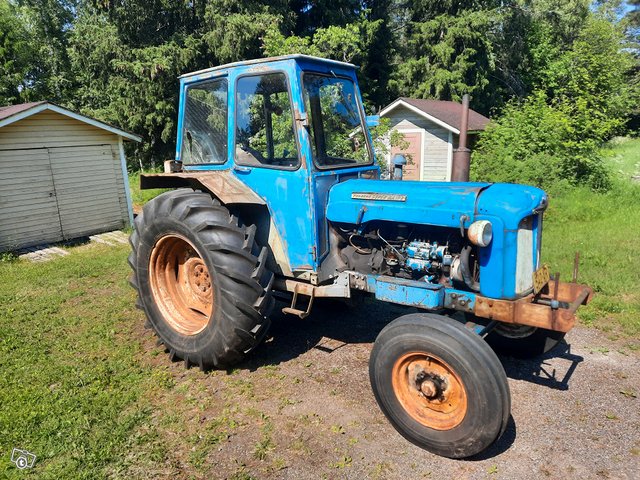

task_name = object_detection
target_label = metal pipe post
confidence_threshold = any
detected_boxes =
[451,94,471,182]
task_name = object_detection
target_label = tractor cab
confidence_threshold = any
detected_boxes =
[176,55,375,170]
[165,55,379,275]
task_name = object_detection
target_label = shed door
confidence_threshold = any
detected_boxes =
[391,131,422,181]
[0,149,64,250]
[48,145,124,239]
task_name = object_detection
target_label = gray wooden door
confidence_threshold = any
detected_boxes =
[0,148,64,250]
[48,145,124,239]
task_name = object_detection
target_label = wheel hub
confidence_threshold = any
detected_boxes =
[392,353,468,430]
[184,257,211,300]
[419,378,438,398]
[149,234,214,336]
[413,367,447,400]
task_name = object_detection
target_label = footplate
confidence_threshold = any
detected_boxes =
[282,286,315,319]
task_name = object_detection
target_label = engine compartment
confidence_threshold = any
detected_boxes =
[331,221,480,291]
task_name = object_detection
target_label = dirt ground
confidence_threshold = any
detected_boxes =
[127,298,640,480]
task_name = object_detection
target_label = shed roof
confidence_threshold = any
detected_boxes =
[0,101,141,142]
[379,97,490,134]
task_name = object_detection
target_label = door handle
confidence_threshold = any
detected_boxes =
[233,165,252,173]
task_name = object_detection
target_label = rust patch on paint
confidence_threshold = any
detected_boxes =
[474,281,593,333]
[140,172,265,205]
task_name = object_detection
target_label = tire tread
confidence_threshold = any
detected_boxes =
[128,188,273,370]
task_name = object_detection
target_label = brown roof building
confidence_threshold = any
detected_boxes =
[379,98,490,181]
[0,102,140,251]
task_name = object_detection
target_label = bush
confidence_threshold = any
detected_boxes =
[471,91,611,191]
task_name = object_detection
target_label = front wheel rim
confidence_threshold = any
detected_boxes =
[149,234,213,336]
[391,352,468,430]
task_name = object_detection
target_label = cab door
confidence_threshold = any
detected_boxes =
[228,65,317,272]
[301,71,377,261]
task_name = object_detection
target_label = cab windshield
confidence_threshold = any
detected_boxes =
[302,74,373,168]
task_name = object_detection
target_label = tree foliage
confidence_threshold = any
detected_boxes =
[391,2,501,113]
[472,12,637,190]
[263,4,392,107]
[0,0,32,103]
[0,0,637,180]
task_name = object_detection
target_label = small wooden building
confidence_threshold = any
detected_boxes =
[0,102,141,251]
[379,98,490,181]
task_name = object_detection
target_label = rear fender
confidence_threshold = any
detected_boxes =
[140,171,265,206]
[140,172,293,277]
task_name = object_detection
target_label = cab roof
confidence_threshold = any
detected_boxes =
[179,55,357,79]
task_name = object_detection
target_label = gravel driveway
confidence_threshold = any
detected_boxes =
[135,299,640,480]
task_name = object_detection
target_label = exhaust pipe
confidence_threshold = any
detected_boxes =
[451,94,470,182]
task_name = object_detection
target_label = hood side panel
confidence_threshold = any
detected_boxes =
[327,179,491,228]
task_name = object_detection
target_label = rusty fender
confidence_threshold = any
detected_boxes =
[140,171,266,205]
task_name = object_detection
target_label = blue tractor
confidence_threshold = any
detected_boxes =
[129,55,593,458]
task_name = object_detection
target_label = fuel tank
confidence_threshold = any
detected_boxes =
[326,179,546,230]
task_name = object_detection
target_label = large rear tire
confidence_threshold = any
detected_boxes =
[129,189,274,369]
[369,313,511,458]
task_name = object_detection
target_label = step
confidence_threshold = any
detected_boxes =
[281,307,310,319]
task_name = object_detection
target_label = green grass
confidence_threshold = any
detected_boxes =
[128,170,168,210]
[0,244,156,478]
[542,138,640,336]
[604,136,640,178]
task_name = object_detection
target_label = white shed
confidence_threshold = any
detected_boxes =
[0,102,141,251]
[380,98,490,181]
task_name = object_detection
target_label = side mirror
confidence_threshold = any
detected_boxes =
[366,115,380,127]
[392,154,407,180]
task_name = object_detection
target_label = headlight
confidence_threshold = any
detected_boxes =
[468,220,493,247]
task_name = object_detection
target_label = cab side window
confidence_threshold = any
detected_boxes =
[235,73,298,168]
[181,78,228,165]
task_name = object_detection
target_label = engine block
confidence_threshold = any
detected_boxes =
[404,240,453,282]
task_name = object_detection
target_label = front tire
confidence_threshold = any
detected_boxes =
[129,189,274,369]
[369,313,511,458]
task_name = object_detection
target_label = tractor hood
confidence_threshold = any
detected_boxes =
[326,179,547,230]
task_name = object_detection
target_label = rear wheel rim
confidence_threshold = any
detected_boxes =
[391,352,468,430]
[149,234,213,336]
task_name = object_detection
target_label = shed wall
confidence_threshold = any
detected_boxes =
[0,149,63,250]
[0,110,131,250]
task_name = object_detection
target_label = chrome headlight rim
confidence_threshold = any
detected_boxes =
[468,220,493,247]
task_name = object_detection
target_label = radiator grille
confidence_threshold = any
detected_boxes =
[515,216,535,295]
